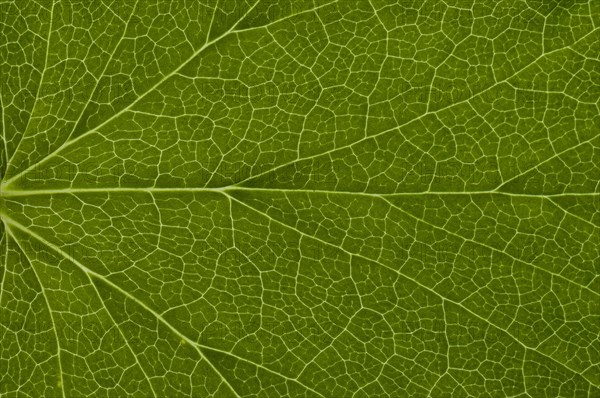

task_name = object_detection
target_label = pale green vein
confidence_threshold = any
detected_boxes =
[0,229,6,309]
[4,225,66,398]
[231,0,338,34]
[3,17,596,193]
[0,92,7,168]
[505,81,597,105]
[376,195,599,296]
[3,188,597,296]
[206,0,218,40]
[226,26,600,189]
[62,0,140,145]
[224,191,599,387]
[3,0,261,188]
[497,136,600,192]
[202,346,327,398]
[549,198,600,230]
[5,0,56,169]
[2,215,240,398]
[87,271,159,397]
[2,214,326,398]
[2,186,599,198]
[1,0,337,189]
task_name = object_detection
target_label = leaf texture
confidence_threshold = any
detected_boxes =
[0,0,599,397]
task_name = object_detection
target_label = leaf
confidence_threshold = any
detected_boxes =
[0,0,599,396]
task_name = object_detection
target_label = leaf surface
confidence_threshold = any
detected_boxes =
[1,0,599,396]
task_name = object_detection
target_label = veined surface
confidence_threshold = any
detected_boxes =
[0,0,599,397]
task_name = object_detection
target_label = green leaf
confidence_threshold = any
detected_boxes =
[1,0,598,396]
